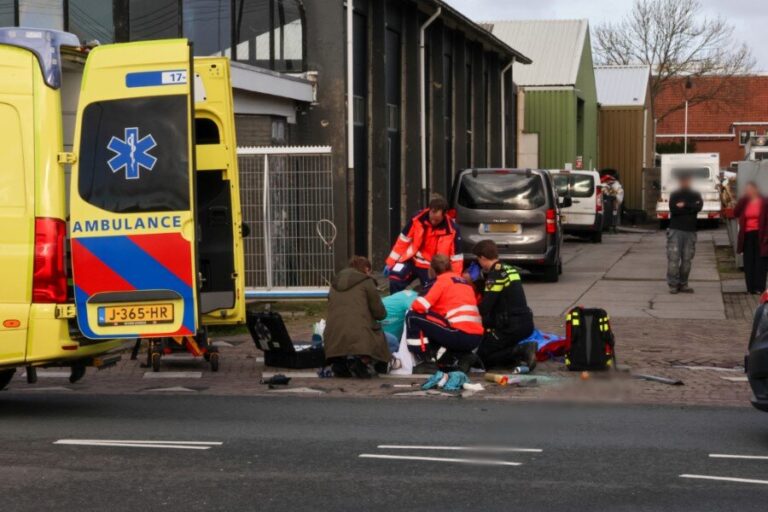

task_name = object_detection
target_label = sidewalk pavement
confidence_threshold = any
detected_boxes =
[3,228,757,408]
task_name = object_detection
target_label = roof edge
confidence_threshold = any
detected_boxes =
[419,1,532,64]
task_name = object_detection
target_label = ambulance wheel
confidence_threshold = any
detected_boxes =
[151,352,161,372]
[591,229,602,244]
[209,352,220,372]
[0,369,16,391]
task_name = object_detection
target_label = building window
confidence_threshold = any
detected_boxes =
[19,0,63,29]
[68,0,114,44]
[129,0,181,41]
[271,117,286,144]
[183,0,231,56]
[0,0,14,26]
[234,0,305,72]
[741,130,757,146]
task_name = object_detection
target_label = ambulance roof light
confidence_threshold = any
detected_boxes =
[0,28,80,89]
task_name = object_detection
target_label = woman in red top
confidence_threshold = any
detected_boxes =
[734,182,768,294]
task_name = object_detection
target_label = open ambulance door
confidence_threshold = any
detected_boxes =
[193,58,246,325]
[69,40,198,340]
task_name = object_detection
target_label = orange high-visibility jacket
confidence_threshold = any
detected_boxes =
[386,209,463,273]
[411,272,484,335]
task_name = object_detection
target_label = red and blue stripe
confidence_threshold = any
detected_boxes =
[71,233,195,339]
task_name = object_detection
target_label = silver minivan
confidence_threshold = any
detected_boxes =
[450,169,567,282]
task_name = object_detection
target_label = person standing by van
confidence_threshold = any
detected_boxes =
[384,196,463,293]
[667,175,703,294]
[734,182,768,294]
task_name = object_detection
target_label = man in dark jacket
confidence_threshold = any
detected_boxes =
[472,240,537,370]
[667,176,703,294]
[324,256,391,377]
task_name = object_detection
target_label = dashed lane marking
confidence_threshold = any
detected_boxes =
[359,454,521,466]
[377,445,542,453]
[680,474,768,486]
[709,454,768,461]
[54,439,222,450]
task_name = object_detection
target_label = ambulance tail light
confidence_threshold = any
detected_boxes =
[32,218,67,303]
[546,209,557,234]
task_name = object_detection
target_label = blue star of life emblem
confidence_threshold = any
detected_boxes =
[107,127,158,180]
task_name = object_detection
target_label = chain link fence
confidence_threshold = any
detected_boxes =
[238,146,335,291]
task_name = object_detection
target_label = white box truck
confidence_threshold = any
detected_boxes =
[656,153,721,227]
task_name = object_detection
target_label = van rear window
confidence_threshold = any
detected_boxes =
[554,174,594,198]
[671,167,710,180]
[77,95,190,213]
[458,173,546,210]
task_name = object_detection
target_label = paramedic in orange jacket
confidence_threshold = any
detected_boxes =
[384,195,463,293]
[404,254,484,355]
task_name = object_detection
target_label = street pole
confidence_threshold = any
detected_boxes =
[684,100,688,154]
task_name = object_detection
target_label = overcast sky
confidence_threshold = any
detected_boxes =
[446,0,768,72]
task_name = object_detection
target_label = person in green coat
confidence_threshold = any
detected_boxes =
[324,256,391,377]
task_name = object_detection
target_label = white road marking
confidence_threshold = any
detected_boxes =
[709,453,768,460]
[54,439,222,450]
[720,376,748,382]
[359,454,521,466]
[142,371,202,379]
[144,386,199,392]
[680,474,768,485]
[377,445,542,453]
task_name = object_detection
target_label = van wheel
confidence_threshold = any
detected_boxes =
[209,352,220,372]
[659,220,669,230]
[542,264,559,283]
[591,230,602,244]
[0,369,15,391]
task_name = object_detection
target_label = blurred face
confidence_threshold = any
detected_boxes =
[477,255,495,272]
[429,208,445,226]
[679,176,692,190]
[746,183,759,199]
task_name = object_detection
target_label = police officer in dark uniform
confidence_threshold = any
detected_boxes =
[472,240,537,370]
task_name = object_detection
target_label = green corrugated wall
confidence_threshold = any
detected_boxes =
[524,90,577,169]
[522,31,599,170]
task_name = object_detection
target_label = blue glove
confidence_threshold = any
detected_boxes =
[467,261,482,282]
[443,371,469,392]
[421,370,445,390]
[382,265,392,277]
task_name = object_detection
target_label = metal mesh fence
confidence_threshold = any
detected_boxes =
[238,148,335,289]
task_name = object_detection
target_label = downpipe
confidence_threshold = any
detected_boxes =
[420,7,441,204]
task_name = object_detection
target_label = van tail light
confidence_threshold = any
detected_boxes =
[546,209,557,234]
[657,212,670,219]
[32,217,67,303]
[596,187,603,213]
[761,290,768,305]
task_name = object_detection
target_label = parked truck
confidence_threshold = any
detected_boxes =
[656,153,722,228]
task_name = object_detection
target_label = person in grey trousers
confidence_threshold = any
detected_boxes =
[667,175,703,294]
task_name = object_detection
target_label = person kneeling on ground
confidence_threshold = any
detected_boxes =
[324,256,391,378]
[405,254,484,372]
[473,240,537,370]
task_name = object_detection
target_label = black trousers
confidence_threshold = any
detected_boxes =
[744,231,768,294]
[477,314,535,369]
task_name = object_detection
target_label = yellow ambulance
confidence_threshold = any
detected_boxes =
[0,28,245,389]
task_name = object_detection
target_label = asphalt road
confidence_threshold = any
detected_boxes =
[2,393,768,511]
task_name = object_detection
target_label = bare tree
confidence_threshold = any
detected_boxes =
[594,0,754,120]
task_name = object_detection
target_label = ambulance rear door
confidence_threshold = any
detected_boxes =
[69,40,198,339]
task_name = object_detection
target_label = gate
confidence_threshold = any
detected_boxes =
[238,146,335,298]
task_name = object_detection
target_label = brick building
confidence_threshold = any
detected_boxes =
[655,75,768,167]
